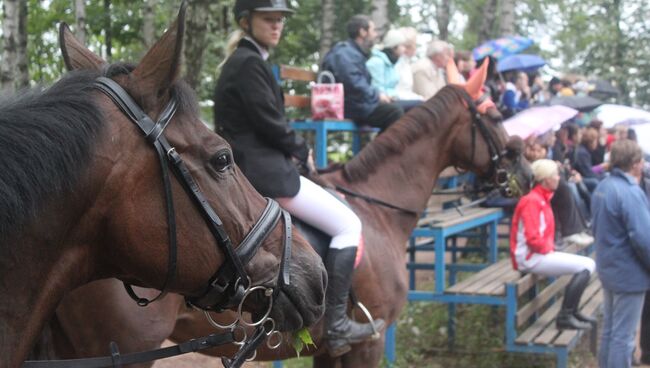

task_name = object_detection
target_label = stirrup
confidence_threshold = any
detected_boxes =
[352,301,381,340]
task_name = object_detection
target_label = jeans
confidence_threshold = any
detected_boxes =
[599,288,646,368]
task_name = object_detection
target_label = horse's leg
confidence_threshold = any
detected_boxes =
[339,335,386,368]
[314,354,341,368]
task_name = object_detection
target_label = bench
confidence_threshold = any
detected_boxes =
[273,64,379,168]
[442,242,601,368]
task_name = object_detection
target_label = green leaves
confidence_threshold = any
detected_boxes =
[292,327,316,357]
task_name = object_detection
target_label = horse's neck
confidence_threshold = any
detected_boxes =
[328,124,452,240]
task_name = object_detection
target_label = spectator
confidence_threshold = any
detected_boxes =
[394,27,423,101]
[592,140,650,368]
[411,39,451,99]
[453,50,475,82]
[571,127,602,192]
[321,15,403,131]
[637,165,650,366]
[548,76,562,97]
[366,29,421,112]
[588,119,607,165]
[510,159,596,330]
[558,79,575,96]
[500,71,530,119]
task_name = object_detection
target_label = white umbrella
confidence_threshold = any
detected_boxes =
[595,104,650,128]
[504,105,579,140]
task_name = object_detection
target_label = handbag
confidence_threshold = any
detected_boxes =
[311,71,344,120]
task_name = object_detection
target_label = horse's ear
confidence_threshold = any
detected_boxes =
[464,58,489,100]
[59,23,106,71]
[446,58,463,85]
[132,1,187,97]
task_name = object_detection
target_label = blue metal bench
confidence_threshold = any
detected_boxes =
[440,242,601,367]
[272,64,379,168]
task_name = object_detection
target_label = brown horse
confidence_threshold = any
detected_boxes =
[35,62,532,366]
[3,4,326,367]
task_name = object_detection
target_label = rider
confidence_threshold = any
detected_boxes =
[214,0,385,357]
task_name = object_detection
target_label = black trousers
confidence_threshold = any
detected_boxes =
[355,102,403,132]
[550,178,586,237]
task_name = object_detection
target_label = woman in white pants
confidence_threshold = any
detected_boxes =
[214,0,384,358]
[510,159,596,330]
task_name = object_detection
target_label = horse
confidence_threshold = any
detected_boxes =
[2,3,326,367]
[33,60,532,366]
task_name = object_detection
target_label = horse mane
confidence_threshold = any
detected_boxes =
[0,64,198,244]
[343,85,467,182]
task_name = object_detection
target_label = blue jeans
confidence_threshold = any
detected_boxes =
[599,288,646,368]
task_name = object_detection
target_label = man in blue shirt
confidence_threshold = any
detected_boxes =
[592,139,650,368]
[321,15,403,131]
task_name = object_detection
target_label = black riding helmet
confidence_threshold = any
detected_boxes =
[233,0,295,21]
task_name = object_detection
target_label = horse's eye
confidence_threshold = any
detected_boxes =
[210,151,232,172]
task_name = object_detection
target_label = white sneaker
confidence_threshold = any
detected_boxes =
[564,232,594,246]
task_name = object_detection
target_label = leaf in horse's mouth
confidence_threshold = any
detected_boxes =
[292,327,316,357]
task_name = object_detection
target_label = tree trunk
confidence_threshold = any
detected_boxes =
[184,0,210,91]
[104,0,112,61]
[143,0,155,47]
[74,0,86,45]
[319,0,335,62]
[610,0,628,104]
[16,0,28,89]
[478,0,498,43]
[498,0,515,36]
[1,0,19,94]
[370,0,389,38]
[436,0,451,41]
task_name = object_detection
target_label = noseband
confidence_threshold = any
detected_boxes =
[460,91,522,197]
[93,77,292,340]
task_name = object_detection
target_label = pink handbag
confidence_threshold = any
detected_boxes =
[311,71,344,120]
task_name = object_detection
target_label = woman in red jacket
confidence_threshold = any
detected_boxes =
[510,159,596,330]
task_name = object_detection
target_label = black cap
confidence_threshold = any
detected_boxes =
[234,0,295,21]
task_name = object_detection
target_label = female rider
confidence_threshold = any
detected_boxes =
[213,0,384,357]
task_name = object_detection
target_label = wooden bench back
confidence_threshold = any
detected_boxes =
[278,65,316,109]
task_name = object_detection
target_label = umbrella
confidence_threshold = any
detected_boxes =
[472,36,533,61]
[496,54,546,72]
[595,104,650,128]
[588,79,619,98]
[545,96,603,112]
[504,105,579,140]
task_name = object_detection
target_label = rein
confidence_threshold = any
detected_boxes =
[335,185,420,216]
[23,77,294,368]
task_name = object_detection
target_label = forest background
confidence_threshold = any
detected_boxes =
[1,0,650,123]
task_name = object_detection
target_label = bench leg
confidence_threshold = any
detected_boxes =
[591,323,599,357]
[556,349,569,368]
[448,303,457,351]
[273,360,283,368]
[408,237,416,290]
[384,323,396,365]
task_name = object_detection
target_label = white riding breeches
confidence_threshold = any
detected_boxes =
[276,176,361,249]
[521,251,595,277]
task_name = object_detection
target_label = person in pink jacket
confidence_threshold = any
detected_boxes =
[510,159,596,330]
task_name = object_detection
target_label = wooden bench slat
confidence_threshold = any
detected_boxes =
[284,94,311,109]
[517,276,571,328]
[446,259,510,293]
[479,270,521,295]
[280,65,317,82]
[417,207,502,228]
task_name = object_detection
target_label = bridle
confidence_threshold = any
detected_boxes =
[458,89,524,198]
[92,76,292,365]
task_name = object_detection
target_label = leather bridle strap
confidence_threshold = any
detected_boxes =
[93,77,249,305]
[22,332,235,368]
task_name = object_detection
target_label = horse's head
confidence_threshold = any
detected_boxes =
[58,3,325,332]
[445,60,533,197]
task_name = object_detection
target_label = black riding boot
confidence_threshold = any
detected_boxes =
[325,247,386,357]
[556,270,592,330]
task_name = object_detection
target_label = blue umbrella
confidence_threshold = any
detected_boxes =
[497,54,546,72]
[472,36,533,60]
